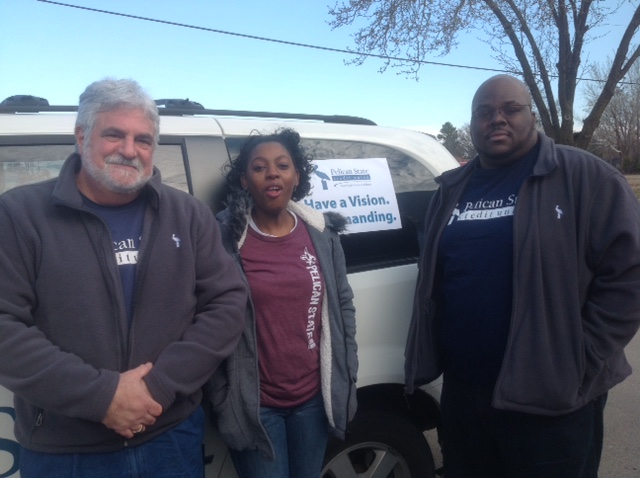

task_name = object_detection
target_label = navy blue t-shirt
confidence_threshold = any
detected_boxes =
[437,146,537,385]
[83,193,146,324]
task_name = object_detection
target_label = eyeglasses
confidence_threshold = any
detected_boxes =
[472,103,531,122]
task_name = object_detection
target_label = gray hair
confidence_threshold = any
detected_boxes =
[76,78,160,146]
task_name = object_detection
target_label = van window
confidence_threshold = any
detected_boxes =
[149,145,189,193]
[0,144,189,195]
[225,137,435,272]
[0,145,73,193]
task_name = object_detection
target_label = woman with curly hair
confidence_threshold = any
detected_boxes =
[208,127,358,478]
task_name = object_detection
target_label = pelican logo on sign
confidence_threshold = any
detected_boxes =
[312,165,330,190]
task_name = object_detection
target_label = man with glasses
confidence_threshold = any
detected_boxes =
[405,74,640,477]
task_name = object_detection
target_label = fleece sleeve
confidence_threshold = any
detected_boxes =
[0,201,120,423]
[581,171,640,385]
[142,205,247,410]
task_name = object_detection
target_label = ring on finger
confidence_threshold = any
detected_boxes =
[132,424,146,434]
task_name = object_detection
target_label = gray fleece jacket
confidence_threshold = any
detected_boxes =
[405,133,640,415]
[0,153,247,453]
[208,195,358,460]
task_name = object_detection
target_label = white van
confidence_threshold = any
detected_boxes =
[0,97,459,478]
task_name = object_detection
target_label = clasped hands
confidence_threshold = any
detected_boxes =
[101,362,163,439]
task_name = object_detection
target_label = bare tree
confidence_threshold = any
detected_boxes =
[584,60,640,171]
[328,1,640,149]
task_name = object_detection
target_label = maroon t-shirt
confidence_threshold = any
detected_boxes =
[240,220,324,407]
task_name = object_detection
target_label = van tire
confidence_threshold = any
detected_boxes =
[321,410,435,478]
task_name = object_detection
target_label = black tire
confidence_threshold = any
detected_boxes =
[321,410,436,478]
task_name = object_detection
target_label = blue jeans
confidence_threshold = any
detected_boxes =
[19,407,204,478]
[230,394,329,478]
[440,374,607,478]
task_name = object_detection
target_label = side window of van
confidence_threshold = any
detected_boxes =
[225,137,436,272]
[149,144,189,193]
[0,143,189,195]
[0,144,73,194]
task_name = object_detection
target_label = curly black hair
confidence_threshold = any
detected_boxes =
[223,127,314,201]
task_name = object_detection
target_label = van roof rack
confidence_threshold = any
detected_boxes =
[154,98,376,125]
[0,95,50,108]
[156,98,205,110]
[0,96,377,126]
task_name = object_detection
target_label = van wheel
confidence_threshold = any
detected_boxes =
[321,411,435,478]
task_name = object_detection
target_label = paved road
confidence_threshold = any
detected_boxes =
[600,331,640,477]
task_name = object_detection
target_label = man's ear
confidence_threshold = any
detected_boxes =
[75,126,86,155]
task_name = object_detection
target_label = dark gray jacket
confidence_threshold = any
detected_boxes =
[209,196,358,459]
[405,133,640,415]
[0,153,247,452]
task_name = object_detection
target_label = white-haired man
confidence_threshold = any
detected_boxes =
[0,78,247,477]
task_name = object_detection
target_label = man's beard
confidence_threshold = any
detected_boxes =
[82,151,152,194]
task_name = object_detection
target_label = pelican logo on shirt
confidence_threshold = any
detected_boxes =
[300,248,316,267]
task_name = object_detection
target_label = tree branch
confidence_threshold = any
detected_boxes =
[579,5,640,148]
